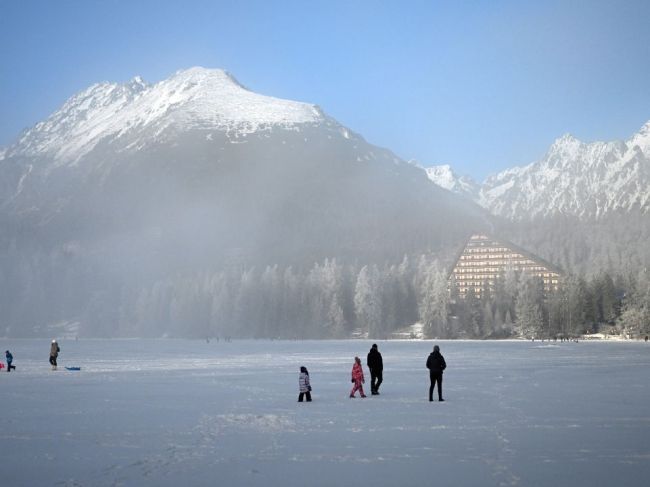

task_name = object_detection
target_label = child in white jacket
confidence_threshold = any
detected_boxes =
[298,366,312,402]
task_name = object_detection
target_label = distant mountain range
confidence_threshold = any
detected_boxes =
[425,122,650,220]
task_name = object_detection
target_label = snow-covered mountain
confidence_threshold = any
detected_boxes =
[2,67,325,168]
[0,67,486,336]
[424,164,479,200]
[480,125,650,219]
[425,122,650,220]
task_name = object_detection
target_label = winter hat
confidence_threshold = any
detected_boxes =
[372,344,378,349]
[433,345,440,353]
[300,366,307,373]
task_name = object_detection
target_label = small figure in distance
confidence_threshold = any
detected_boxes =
[50,339,60,370]
[426,344,447,402]
[5,350,16,372]
[298,366,312,402]
[367,343,383,395]
[350,356,367,398]
[645,335,648,343]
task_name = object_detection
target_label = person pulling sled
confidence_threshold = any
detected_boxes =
[50,340,60,370]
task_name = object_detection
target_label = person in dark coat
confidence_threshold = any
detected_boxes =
[50,339,60,370]
[298,366,312,402]
[367,343,383,395]
[5,350,16,372]
[426,344,446,402]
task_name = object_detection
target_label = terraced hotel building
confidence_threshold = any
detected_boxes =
[450,234,562,297]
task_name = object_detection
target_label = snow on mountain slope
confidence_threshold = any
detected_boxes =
[5,67,324,166]
[628,120,650,154]
[424,164,479,199]
[426,122,650,220]
[479,127,650,219]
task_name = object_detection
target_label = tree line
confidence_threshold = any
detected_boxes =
[116,256,649,340]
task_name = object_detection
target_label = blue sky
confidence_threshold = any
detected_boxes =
[1,0,649,180]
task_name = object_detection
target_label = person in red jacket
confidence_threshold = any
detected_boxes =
[349,356,367,398]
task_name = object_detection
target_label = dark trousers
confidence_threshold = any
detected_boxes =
[298,391,312,402]
[429,371,443,401]
[6,362,15,371]
[49,356,57,366]
[370,370,383,393]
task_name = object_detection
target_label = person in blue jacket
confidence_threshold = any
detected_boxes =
[5,350,16,372]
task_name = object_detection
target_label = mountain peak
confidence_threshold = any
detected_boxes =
[424,164,479,198]
[168,66,243,88]
[629,119,650,153]
[557,132,578,142]
[550,133,581,151]
[477,124,650,219]
[128,75,148,91]
[6,68,325,164]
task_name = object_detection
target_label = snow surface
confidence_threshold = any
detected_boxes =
[7,67,324,165]
[1,339,649,487]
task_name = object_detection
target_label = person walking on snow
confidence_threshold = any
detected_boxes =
[367,343,383,395]
[298,366,312,402]
[426,344,447,402]
[350,356,367,398]
[50,339,60,370]
[5,350,16,372]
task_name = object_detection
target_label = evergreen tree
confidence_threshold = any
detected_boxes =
[515,273,544,338]
[418,263,450,338]
[564,276,589,336]
[617,269,650,337]
[354,265,383,338]
[458,287,482,338]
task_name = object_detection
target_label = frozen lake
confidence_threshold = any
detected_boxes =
[1,339,649,486]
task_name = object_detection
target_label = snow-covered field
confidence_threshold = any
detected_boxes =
[1,339,649,487]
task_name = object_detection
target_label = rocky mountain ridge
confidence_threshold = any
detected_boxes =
[425,122,650,220]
